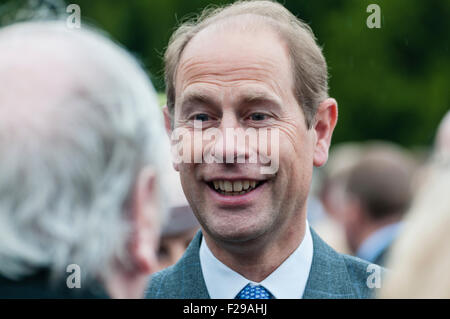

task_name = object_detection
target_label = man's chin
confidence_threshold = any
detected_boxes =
[203,220,270,244]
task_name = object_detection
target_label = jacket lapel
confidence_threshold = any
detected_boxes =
[176,230,210,298]
[302,228,357,298]
[179,228,358,299]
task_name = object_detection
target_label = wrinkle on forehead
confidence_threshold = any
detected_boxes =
[178,60,285,94]
[175,19,294,106]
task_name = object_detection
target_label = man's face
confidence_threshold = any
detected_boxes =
[171,26,317,244]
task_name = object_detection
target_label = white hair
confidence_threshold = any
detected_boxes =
[0,21,169,282]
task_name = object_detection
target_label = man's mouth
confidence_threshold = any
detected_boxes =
[206,180,266,196]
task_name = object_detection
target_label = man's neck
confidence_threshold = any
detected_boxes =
[203,219,307,283]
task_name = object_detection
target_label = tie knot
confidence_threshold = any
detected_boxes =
[235,283,274,299]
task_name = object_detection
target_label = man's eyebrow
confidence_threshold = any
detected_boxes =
[240,91,282,109]
[179,92,219,114]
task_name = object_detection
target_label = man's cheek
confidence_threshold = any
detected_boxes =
[170,127,195,165]
[258,128,280,175]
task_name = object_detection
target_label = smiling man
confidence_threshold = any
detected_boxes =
[147,0,379,299]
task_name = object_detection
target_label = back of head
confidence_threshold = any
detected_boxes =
[0,20,168,284]
[345,142,416,221]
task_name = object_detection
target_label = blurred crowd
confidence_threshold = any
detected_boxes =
[311,112,450,297]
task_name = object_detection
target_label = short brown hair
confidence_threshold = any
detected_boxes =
[346,143,416,220]
[164,0,329,128]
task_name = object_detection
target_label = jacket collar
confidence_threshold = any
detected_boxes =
[172,230,210,298]
[177,227,357,299]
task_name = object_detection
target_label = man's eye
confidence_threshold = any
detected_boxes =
[249,113,267,121]
[193,114,210,121]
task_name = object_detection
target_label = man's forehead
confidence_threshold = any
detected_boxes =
[175,18,292,103]
[180,84,282,108]
[179,17,288,68]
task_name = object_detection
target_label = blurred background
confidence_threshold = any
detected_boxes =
[0,0,449,274]
[1,0,448,149]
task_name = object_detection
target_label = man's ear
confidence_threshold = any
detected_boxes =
[130,166,160,274]
[163,106,179,172]
[313,98,338,167]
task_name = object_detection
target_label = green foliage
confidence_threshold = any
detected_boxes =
[1,0,448,147]
[284,0,450,147]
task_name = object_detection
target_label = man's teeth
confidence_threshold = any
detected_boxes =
[212,180,258,194]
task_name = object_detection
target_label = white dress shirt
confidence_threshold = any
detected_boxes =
[199,223,314,299]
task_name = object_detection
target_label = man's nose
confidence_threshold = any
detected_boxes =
[217,112,248,164]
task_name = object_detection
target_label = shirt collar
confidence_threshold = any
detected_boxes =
[199,223,313,299]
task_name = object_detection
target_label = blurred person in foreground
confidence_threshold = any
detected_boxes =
[157,166,199,271]
[147,0,381,299]
[0,21,168,298]
[338,142,416,266]
[379,163,450,298]
[380,112,450,298]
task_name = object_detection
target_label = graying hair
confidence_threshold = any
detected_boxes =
[0,21,169,282]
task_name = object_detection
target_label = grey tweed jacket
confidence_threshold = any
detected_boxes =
[146,228,381,299]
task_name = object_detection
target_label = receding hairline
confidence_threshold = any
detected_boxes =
[171,13,300,117]
[181,13,290,59]
[174,16,293,102]
[188,12,288,43]
[165,2,329,128]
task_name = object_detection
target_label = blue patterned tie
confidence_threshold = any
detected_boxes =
[235,283,274,299]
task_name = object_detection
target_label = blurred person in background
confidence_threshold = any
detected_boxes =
[379,163,450,298]
[314,143,364,254]
[157,164,199,271]
[411,110,450,192]
[338,142,417,266]
[380,111,450,298]
[0,20,168,298]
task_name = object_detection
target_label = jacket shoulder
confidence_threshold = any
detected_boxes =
[305,228,385,299]
[340,253,384,298]
[146,264,184,298]
[145,231,210,299]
